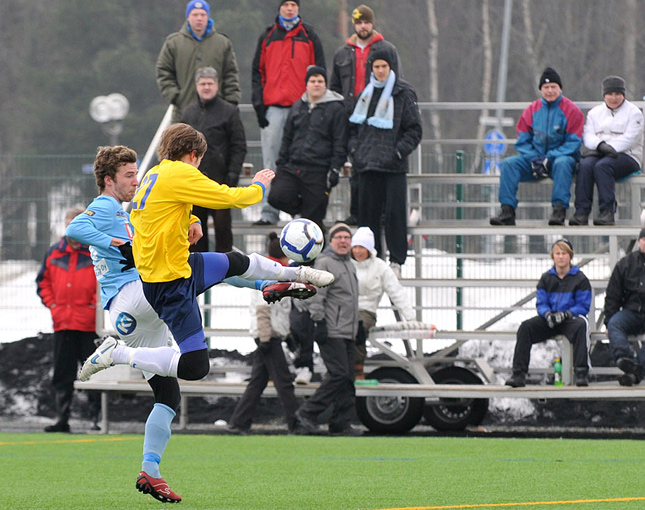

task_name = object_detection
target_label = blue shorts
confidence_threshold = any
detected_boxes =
[142,252,230,353]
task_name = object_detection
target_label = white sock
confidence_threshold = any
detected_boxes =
[113,346,179,378]
[240,253,291,281]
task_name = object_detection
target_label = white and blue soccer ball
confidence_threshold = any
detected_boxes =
[280,218,324,263]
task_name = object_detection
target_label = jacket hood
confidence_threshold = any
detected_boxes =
[301,88,344,107]
[346,31,384,47]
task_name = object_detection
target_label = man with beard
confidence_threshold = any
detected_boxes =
[330,4,401,225]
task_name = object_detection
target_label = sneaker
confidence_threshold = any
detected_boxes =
[574,369,589,387]
[295,409,319,434]
[490,205,516,226]
[78,336,120,382]
[263,282,316,304]
[295,366,313,385]
[548,204,566,226]
[226,425,250,435]
[44,422,70,433]
[504,372,526,388]
[136,471,182,503]
[617,357,645,380]
[619,373,638,387]
[389,262,401,279]
[294,266,334,287]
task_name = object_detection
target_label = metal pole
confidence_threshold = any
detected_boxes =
[455,151,464,330]
[495,0,513,122]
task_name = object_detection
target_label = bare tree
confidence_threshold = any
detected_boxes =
[624,0,637,96]
[426,0,442,170]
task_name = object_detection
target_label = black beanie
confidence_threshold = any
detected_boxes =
[369,48,392,68]
[305,65,327,84]
[538,67,562,90]
[602,75,626,96]
[279,0,300,7]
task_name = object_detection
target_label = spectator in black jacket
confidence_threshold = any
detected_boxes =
[330,4,401,225]
[348,49,422,277]
[181,66,247,252]
[268,66,347,235]
[603,228,645,386]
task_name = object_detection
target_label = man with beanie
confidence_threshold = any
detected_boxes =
[330,4,401,225]
[157,0,241,123]
[490,67,584,226]
[181,67,247,252]
[603,228,645,386]
[348,49,422,276]
[570,75,643,226]
[252,0,326,226]
[295,223,361,436]
[268,65,347,234]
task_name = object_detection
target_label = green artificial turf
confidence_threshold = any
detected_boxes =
[2,433,645,510]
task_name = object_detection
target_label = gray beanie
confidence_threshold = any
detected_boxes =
[602,75,626,96]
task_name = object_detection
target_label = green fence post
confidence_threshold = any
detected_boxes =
[455,150,464,330]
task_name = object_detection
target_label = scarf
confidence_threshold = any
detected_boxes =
[278,14,301,31]
[349,70,396,129]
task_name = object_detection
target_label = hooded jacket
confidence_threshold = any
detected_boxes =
[604,250,645,325]
[276,89,347,171]
[535,265,591,318]
[156,20,241,122]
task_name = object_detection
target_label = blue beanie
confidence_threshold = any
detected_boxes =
[186,0,210,18]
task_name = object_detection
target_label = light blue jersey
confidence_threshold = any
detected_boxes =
[66,195,138,309]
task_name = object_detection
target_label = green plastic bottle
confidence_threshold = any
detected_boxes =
[554,357,563,386]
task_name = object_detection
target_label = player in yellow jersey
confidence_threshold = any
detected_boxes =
[80,123,333,386]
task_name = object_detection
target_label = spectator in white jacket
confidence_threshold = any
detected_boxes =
[570,75,644,226]
[350,227,415,378]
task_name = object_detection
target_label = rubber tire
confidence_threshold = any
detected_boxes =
[356,367,424,434]
[423,366,489,431]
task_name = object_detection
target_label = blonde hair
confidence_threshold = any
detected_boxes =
[551,240,573,260]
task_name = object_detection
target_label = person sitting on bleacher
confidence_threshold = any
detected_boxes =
[603,228,645,386]
[505,239,592,388]
[569,75,644,226]
[490,67,584,226]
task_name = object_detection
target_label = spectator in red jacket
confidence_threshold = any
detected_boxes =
[36,207,100,432]
[251,0,326,226]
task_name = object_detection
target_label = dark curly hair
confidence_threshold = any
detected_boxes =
[93,145,137,191]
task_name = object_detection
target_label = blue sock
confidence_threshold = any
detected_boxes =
[141,403,175,478]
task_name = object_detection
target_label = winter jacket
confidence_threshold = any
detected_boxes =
[181,95,247,185]
[251,19,325,111]
[515,94,584,161]
[349,79,422,174]
[156,21,241,122]
[535,265,591,318]
[330,33,400,115]
[584,99,644,166]
[604,250,645,325]
[352,254,415,321]
[36,237,97,332]
[306,250,359,340]
[276,89,347,172]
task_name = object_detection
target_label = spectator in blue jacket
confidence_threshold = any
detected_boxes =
[491,68,584,226]
[505,239,592,388]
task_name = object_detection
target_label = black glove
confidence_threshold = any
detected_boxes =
[254,105,269,128]
[313,320,328,345]
[117,242,135,272]
[597,141,618,157]
[545,311,556,329]
[225,171,240,187]
[254,337,273,354]
[531,157,550,179]
[552,311,566,325]
[564,310,574,321]
[326,168,340,189]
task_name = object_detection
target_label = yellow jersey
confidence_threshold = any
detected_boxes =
[130,159,263,282]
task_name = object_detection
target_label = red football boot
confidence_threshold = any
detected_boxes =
[136,471,182,503]
[262,282,316,304]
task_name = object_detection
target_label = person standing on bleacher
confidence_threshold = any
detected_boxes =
[569,75,644,226]
[490,67,584,226]
[505,239,592,388]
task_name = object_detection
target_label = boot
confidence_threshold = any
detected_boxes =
[574,368,589,387]
[490,205,516,226]
[593,209,615,226]
[569,213,588,226]
[505,371,526,388]
[548,203,566,226]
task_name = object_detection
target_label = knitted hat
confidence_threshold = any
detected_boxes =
[279,0,300,7]
[602,75,626,96]
[552,238,573,256]
[369,48,392,68]
[352,5,374,24]
[351,226,375,253]
[639,228,645,240]
[329,222,352,240]
[538,67,562,90]
[305,65,327,84]
[186,0,210,17]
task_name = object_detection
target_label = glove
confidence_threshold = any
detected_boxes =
[254,338,273,354]
[313,320,328,345]
[564,311,574,321]
[552,311,566,325]
[545,311,556,329]
[254,105,269,128]
[355,320,367,346]
[326,168,340,189]
[225,171,240,187]
[597,141,618,157]
[531,157,550,180]
[117,242,135,272]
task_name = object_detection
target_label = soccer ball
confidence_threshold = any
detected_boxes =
[280,219,324,263]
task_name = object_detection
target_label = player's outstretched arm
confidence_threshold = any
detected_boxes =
[251,169,275,189]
